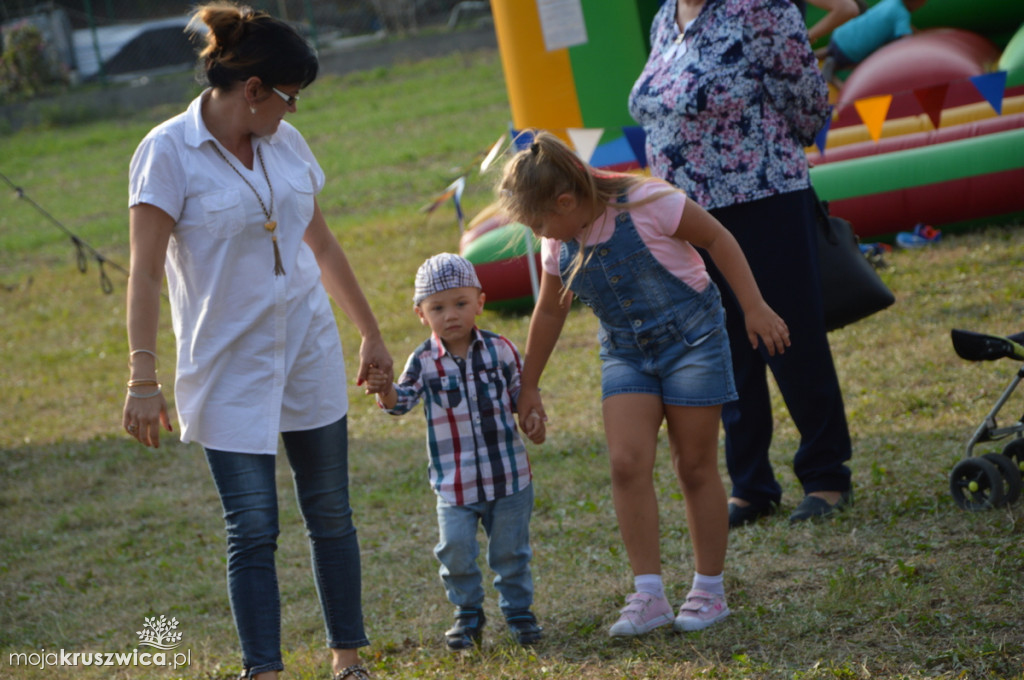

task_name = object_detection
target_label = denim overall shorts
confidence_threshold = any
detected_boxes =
[559,203,737,407]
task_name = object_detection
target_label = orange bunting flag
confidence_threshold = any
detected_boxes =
[853,94,893,143]
[420,176,466,217]
[420,188,456,214]
[912,83,948,130]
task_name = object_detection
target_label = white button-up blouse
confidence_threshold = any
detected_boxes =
[129,90,347,454]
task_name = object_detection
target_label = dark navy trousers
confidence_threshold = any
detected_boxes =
[702,187,852,506]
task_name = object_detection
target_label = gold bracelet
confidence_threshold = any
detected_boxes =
[127,378,159,387]
[128,385,162,399]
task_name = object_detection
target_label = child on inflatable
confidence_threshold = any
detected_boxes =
[817,0,928,83]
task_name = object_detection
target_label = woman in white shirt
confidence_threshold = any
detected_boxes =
[121,4,389,680]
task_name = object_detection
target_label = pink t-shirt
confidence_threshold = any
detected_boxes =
[541,181,711,292]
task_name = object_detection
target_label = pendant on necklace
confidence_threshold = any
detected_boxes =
[264,221,285,276]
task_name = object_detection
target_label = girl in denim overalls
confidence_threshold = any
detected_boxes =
[497,131,790,637]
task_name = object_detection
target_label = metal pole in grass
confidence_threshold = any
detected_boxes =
[302,0,318,51]
[82,0,106,84]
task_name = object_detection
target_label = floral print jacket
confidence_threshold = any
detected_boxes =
[628,0,829,210]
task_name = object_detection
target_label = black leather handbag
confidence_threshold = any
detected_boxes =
[815,199,895,332]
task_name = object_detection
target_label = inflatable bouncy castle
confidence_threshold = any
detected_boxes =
[807,7,1024,239]
[463,0,1024,308]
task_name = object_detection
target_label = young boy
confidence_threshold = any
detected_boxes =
[817,0,927,83]
[365,253,545,650]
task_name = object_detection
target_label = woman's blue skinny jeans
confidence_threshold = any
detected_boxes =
[204,416,367,676]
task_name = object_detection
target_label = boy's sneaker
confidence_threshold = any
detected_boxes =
[445,607,485,650]
[673,589,730,632]
[505,610,543,645]
[895,223,941,249]
[608,592,674,637]
[858,242,892,269]
[858,242,892,257]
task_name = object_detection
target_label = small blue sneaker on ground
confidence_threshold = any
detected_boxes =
[505,610,543,645]
[896,223,941,249]
[445,607,485,650]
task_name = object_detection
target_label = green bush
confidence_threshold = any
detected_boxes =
[0,21,68,104]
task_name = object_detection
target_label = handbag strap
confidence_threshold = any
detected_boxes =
[810,188,840,245]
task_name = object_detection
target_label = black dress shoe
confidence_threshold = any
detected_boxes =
[788,489,854,523]
[728,501,775,528]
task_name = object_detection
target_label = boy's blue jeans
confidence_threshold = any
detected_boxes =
[204,416,368,676]
[434,484,535,616]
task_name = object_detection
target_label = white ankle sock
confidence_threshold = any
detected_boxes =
[692,572,725,597]
[634,574,665,599]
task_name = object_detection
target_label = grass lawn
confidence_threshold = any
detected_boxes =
[1,48,1023,680]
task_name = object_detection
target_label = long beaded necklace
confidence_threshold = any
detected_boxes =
[211,142,285,276]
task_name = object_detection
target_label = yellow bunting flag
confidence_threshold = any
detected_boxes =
[853,94,893,143]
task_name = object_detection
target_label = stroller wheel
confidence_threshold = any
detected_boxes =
[981,452,1022,505]
[1003,439,1024,475]
[950,457,1005,511]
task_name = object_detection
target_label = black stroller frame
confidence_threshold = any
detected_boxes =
[948,329,1024,510]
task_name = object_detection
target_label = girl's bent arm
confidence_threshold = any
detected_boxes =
[673,201,790,355]
[304,199,393,386]
[519,270,571,422]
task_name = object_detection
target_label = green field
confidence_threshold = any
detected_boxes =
[1,48,1023,680]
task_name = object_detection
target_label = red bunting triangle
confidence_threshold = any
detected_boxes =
[912,83,948,130]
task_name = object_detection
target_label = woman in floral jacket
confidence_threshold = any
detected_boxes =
[629,0,854,526]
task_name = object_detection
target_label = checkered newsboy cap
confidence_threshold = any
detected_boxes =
[413,252,482,305]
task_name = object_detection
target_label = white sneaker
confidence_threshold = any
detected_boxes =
[673,589,730,632]
[608,592,674,637]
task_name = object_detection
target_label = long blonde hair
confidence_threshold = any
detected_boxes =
[496,130,676,289]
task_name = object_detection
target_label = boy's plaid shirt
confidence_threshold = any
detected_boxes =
[381,327,532,506]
